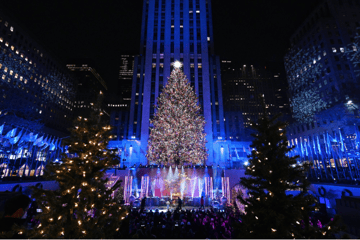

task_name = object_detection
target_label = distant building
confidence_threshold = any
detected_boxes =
[221,61,290,141]
[106,93,129,142]
[118,55,135,107]
[0,11,76,135]
[66,61,108,119]
[284,0,360,182]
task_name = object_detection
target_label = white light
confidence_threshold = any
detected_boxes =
[173,60,182,69]
[244,161,249,166]
[347,100,352,104]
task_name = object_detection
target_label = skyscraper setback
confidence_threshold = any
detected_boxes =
[126,0,225,165]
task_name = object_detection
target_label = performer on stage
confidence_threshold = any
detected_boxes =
[200,196,205,210]
[166,200,170,211]
[177,197,182,210]
[140,196,146,213]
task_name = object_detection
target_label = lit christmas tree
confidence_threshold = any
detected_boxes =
[146,61,208,165]
[21,93,127,239]
[237,98,344,238]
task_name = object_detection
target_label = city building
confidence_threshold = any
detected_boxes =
[120,0,225,166]
[66,61,109,119]
[0,10,76,178]
[220,61,290,167]
[106,92,129,142]
[0,10,76,135]
[221,61,290,141]
[284,0,360,184]
[118,55,135,107]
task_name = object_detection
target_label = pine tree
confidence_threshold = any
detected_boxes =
[22,93,127,238]
[146,62,208,165]
[237,98,344,238]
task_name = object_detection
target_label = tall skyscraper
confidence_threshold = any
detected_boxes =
[127,0,225,165]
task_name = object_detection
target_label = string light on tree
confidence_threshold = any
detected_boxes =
[236,96,344,238]
[22,92,128,239]
[146,61,208,165]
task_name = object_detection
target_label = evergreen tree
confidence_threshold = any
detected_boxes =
[146,62,208,165]
[22,93,127,238]
[238,98,344,238]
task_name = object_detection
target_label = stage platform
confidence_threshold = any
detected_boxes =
[132,206,217,213]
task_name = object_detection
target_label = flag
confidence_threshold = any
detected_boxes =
[39,136,49,149]
[29,133,38,142]
[34,135,43,147]
[9,129,23,145]
[50,138,57,151]
[317,135,322,155]
[312,135,317,155]
[4,128,17,139]
[339,129,345,152]
[326,132,331,155]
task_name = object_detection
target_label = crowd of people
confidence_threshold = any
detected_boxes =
[116,205,241,239]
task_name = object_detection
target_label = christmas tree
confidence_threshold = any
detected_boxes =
[146,61,208,165]
[237,97,344,238]
[21,93,127,238]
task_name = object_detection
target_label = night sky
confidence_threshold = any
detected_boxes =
[2,0,319,92]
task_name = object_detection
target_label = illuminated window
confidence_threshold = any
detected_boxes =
[340,47,345,53]
[332,47,337,53]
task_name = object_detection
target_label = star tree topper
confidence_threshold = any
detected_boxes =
[172,60,183,69]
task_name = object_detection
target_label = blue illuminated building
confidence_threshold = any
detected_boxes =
[0,11,76,178]
[121,0,226,166]
[284,0,360,183]
[0,11,76,134]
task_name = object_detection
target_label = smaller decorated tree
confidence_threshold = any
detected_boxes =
[20,93,127,239]
[146,61,208,165]
[237,97,345,238]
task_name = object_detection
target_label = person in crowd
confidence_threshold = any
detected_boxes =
[140,196,146,213]
[122,206,239,239]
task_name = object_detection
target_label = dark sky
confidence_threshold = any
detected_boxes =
[1,0,320,91]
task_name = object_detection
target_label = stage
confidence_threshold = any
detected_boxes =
[131,206,217,213]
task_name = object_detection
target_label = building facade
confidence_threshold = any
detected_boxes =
[221,61,290,141]
[119,55,135,107]
[66,61,108,119]
[284,0,360,183]
[0,10,76,178]
[0,11,76,135]
[122,0,225,166]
